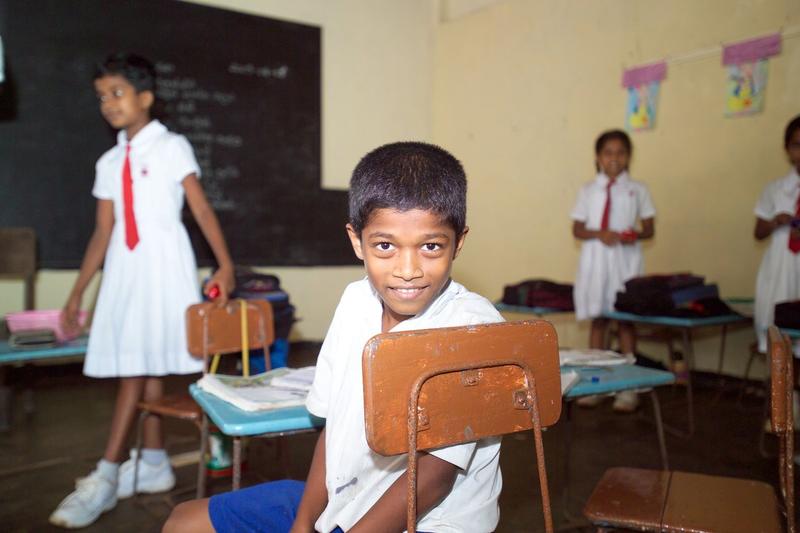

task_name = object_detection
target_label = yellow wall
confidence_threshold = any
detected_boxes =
[0,0,437,340]
[436,0,800,373]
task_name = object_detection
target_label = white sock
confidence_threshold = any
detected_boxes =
[96,459,119,482]
[141,448,168,466]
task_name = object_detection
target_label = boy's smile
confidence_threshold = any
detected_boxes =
[94,74,153,139]
[347,208,467,332]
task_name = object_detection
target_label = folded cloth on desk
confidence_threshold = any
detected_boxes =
[559,349,635,367]
[197,367,314,412]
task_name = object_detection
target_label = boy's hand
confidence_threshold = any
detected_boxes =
[204,265,235,305]
[61,294,83,336]
[598,230,620,246]
[773,213,793,227]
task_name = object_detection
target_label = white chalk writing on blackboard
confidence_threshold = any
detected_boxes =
[228,62,289,80]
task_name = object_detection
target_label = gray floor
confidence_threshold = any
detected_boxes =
[0,344,792,533]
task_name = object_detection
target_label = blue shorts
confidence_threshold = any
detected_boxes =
[208,479,430,533]
[209,479,344,533]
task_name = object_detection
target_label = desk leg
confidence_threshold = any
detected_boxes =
[681,327,696,437]
[233,436,242,491]
[650,390,669,470]
[196,415,209,499]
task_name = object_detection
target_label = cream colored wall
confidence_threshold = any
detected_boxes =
[0,0,436,340]
[436,0,800,374]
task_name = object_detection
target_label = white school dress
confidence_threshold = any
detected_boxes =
[754,168,800,355]
[306,278,504,533]
[83,120,204,377]
[571,171,656,321]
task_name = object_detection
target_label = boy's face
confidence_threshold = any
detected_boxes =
[787,129,800,173]
[94,74,153,135]
[347,208,466,332]
[596,139,629,179]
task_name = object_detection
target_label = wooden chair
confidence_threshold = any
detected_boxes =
[583,325,795,533]
[133,299,273,499]
[0,227,36,310]
[362,320,562,533]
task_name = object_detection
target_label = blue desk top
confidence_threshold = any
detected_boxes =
[602,310,749,328]
[0,337,88,364]
[494,303,572,315]
[782,328,800,339]
[564,365,675,398]
[189,383,324,437]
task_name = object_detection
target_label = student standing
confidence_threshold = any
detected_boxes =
[50,53,235,529]
[571,130,655,412]
[754,115,800,356]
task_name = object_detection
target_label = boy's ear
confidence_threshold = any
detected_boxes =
[453,226,468,259]
[138,90,155,111]
[346,224,364,261]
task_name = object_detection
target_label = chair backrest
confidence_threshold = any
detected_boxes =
[362,320,561,533]
[768,326,795,533]
[0,227,36,310]
[186,299,274,373]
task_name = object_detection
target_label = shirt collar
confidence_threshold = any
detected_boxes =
[596,171,630,186]
[116,119,167,148]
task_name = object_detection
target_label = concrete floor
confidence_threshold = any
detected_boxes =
[0,344,793,533]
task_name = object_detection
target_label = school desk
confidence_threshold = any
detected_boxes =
[560,364,675,519]
[602,310,749,437]
[0,337,87,430]
[781,327,800,339]
[189,383,324,490]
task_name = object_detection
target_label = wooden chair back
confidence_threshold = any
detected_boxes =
[768,326,795,533]
[0,227,36,310]
[362,320,561,533]
[186,299,274,374]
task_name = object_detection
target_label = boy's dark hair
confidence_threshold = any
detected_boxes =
[595,129,632,156]
[94,53,156,93]
[785,114,800,148]
[349,142,467,237]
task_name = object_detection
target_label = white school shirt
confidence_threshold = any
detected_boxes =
[754,168,800,355]
[571,172,656,321]
[306,278,504,533]
[83,120,204,377]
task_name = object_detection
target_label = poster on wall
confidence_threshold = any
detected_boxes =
[622,61,666,132]
[722,33,781,118]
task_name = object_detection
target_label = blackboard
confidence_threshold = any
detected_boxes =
[0,0,357,268]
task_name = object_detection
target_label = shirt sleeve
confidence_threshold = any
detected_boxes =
[637,183,656,219]
[305,291,350,419]
[169,135,201,183]
[570,185,589,222]
[91,159,113,200]
[754,183,775,220]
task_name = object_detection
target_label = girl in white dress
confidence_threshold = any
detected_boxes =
[50,54,235,529]
[571,130,656,411]
[754,115,800,356]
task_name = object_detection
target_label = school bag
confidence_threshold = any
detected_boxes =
[614,273,734,318]
[231,267,295,340]
[774,300,800,330]
[501,279,574,311]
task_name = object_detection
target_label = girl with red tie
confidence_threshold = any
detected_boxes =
[50,53,235,529]
[571,130,656,411]
[754,115,800,356]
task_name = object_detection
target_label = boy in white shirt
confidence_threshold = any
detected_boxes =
[164,142,504,533]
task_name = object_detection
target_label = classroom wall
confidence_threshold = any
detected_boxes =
[0,0,437,340]
[436,0,800,373]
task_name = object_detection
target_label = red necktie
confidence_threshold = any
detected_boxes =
[600,178,615,230]
[122,144,139,250]
[789,191,800,254]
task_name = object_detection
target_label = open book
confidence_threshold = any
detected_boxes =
[197,366,316,412]
[559,349,636,367]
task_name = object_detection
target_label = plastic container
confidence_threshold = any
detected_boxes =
[5,309,88,342]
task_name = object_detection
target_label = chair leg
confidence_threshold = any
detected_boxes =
[196,415,209,499]
[133,409,148,500]
[650,390,669,470]
[758,377,773,459]
[233,436,242,491]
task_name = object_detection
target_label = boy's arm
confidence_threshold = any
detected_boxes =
[62,199,114,334]
[349,452,458,533]
[573,220,619,246]
[291,428,328,533]
[182,174,235,302]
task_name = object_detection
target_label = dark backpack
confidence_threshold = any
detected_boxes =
[502,279,574,311]
[232,267,296,339]
[615,274,734,318]
[774,300,800,330]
